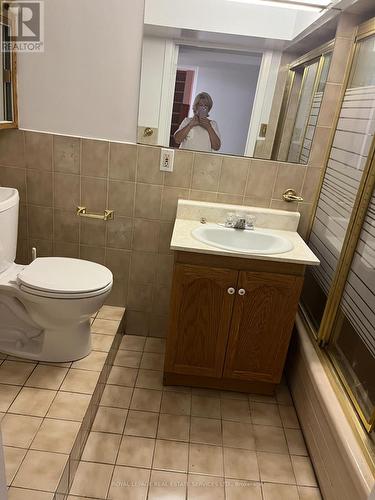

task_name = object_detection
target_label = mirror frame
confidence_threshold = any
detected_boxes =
[0,12,18,130]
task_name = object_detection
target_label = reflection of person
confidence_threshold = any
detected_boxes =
[174,92,221,152]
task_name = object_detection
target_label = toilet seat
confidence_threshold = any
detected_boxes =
[17,257,113,299]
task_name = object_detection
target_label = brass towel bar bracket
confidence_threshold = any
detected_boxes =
[76,206,114,221]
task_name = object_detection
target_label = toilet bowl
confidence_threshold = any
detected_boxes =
[0,187,113,362]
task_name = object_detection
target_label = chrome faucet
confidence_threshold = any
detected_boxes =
[223,213,255,230]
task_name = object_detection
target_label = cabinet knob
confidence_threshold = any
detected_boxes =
[238,288,246,296]
[227,287,235,295]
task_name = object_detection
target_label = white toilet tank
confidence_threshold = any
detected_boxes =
[0,187,19,273]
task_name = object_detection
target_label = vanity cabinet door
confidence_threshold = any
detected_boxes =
[223,271,303,383]
[164,263,238,378]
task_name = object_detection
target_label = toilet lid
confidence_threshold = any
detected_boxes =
[18,257,113,295]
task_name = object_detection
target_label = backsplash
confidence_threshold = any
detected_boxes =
[0,129,319,336]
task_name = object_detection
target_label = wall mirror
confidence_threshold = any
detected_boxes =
[137,0,334,163]
[0,11,17,129]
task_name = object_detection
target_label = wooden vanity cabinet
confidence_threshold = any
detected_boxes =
[164,251,305,394]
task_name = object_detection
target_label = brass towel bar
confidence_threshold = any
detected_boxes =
[76,206,114,221]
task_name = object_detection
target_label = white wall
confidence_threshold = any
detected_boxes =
[179,48,262,155]
[17,0,144,142]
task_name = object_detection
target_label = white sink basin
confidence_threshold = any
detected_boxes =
[192,224,293,255]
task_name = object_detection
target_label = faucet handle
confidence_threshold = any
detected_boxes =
[224,212,236,228]
[245,215,256,230]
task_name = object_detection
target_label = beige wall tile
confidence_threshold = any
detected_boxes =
[53,241,79,258]
[245,160,278,201]
[127,283,153,312]
[273,164,306,200]
[308,126,332,168]
[27,170,52,206]
[81,177,107,212]
[137,145,163,184]
[133,219,159,252]
[192,153,222,191]
[80,245,105,264]
[130,252,157,284]
[0,129,24,166]
[53,135,80,174]
[317,83,342,129]
[108,180,135,217]
[189,190,218,202]
[80,218,106,247]
[0,166,26,201]
[301,168,321,203]
[125,311,150,336]
[161,187,189,221]
[165,149,193,188]
[25,132,52,171]
[297,203,313,240]
[105,248,131,281]
[134,183,162,220]
[109,142,137,181]
[219,157,249,195]
[54,173,80,210]
[327,37,353,84]
[54,210,79,243]
[106,217,133,250]
[28,205,53,239]
[156,254,173,286]
[217,193,243,205]
[81,139,109,177]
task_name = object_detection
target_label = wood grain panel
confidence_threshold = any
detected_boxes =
[224,271,303,383]
[164,263,238,378]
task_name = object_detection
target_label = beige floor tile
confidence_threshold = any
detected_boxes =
[100,384,133,408]
[97,305,125,320]
[153,439,188,473]
[114,350,142,368]
[192,395,221,418]
[119,334,146,351]
[136,369,163,390]
[192,388,221,398]
[298,486,323,499]
[60,369,99,394]
[157,413,190,442]
[108,465,150,500]
[140,352,164,370]
[82,431,121,464]
[279,405,300,429]
[9,387,56,417]
[222,420,255,450]
[70,460,114,498]
[124,410,159,438]
[0,384,21,411]
[220,391,248,401]
[46,391,90,421]
[0,361,36,385]
[253,424,288,453]
[225,479,262,500]
[131,388,162,412]
[92,406,127,434]
[250,402,282,427]
[164,384,192,394]
[223,448,259,481]
[108,366,138,387]
[275,384,293,405]
[72,351,107,371]
[190,417,222,446]
[25,365,68,390]
[1,414,42,447]
[3,446,27,485]
[187,474,225,500]
[262,482,299,500]
[258,452,296,484]
[161,391,191,415]
[285,428,308,456]
[91,333,113,352]
[8,487,54,500]
[13,449,67,492]
[117,435,155,468]
[189,444,223,476]
[30,418,80,453]
[144,337,166,354]
[248,393,277,404]
[291,455,317,487]
[148,470,187,500]
[91,318,120,335]
[221,399,251,423]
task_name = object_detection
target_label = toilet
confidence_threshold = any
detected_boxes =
[0,186,113,362]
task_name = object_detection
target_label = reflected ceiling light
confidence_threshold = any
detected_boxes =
[227,0,334,11]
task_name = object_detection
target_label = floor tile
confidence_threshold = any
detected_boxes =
[114,350,142,368]
[108,465,150,500]
[279,405,300,429]
[108,365,138,387]
[1,413,42,447]
[144,337,166,354]
[136,369,163,390]
[97,305,125,321]
[46,391,90,421]
[13,449,67,492]
[298,486,323,499]
[70,461,113,498]
[117,435,155,468]
[0,361,36,385]
[262,482,299,500]
[285,428,308,456]
[8,387,56,417]
[250,402,282,427]
[225,479,262,500]
[100,385,133,408]
[119,334,146,351]
[258,452,296,484]
[124,410,159,438]
[222,420,255,450]
[161,390,191,415]
[8,487,54,500]
[221,399,251,422]
[92,406,128,434]
[220,391,248,401]
[25,365,68,390]
[291,455,318,487]
[3,446,27,485]
[91,333,114,352]
[153,439,188,473]
[82,431,121,464]
[31,418,80,453]
[0,384,21,411]
[157,413,190,442]
[223,448,259,481]
[131,388,162,412]
[140,352,164,370]
[189,443,224,476]
[72,351,107,371]
[190,417,222,446]
[187,474,225,499]
[275,384,293,405]
[148,470,187,500]
[253,424,288,453]
[91,318,120,335]
[192,395,221,418]
[60,369,99,394]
